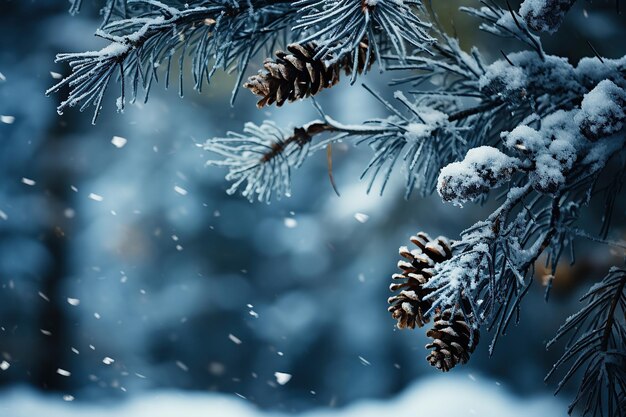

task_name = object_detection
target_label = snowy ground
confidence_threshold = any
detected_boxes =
[0,375,566,417]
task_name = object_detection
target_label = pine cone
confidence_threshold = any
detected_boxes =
[426,307,479,372]
[387,232,453,329]
[244,40,374,108]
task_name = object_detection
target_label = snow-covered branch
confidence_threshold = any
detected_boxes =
[50,0,298,123]
[546,266,626,416]
[50,2,626,415]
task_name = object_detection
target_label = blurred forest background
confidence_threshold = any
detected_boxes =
[0,0,624,415]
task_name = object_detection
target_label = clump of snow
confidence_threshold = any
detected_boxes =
[438,146,521,204]
[479,60,526,99]
[403,108,448,142]
[480,52,579,102]
[520,0,576,34]
[530,153,565,193]
[502,110,581,194]
[575,79,626,140]
[418,107,448,125]
[503,124,547,153]
[403,123,434,142]
[575,55,626,89]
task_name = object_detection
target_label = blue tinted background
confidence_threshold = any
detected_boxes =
[0,0,624,415]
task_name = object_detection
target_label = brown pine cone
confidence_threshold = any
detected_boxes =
[244,40,374,108]
[387,232,453,329]
[426,307,479,372]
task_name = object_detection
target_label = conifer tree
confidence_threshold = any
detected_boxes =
[50,1,626,415]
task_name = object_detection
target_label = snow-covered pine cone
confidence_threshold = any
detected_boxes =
[244,40,374,108]
[426,307,479,372]
[387,232,453,329]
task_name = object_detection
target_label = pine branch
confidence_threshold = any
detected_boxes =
[205,85,506,202]
[420,75,626,352]
[49,0,297,123]
[50,3,626,416]
[546,267,626,417]
[204,117,390,202]
[209,44,626,204]
[54,0,439,122]
[293,0,434,63]
[460,0,544,57]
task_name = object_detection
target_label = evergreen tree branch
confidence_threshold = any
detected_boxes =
[546,267,626,417]
[54,0,437,122]
[50,0,298,123]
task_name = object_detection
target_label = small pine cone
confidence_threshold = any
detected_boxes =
[244,40,374,108]
[387,232,453,329]
[426,308,479,372]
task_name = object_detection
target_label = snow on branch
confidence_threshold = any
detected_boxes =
[203,113,395,202]
[519,0,577,34]
[205,87,497,202]
[50,0,297,123]
[204,121,323,203]
[54,0,440,122]
[53,1,626,415]
[425,79,626,354]
[437,146,522,204]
